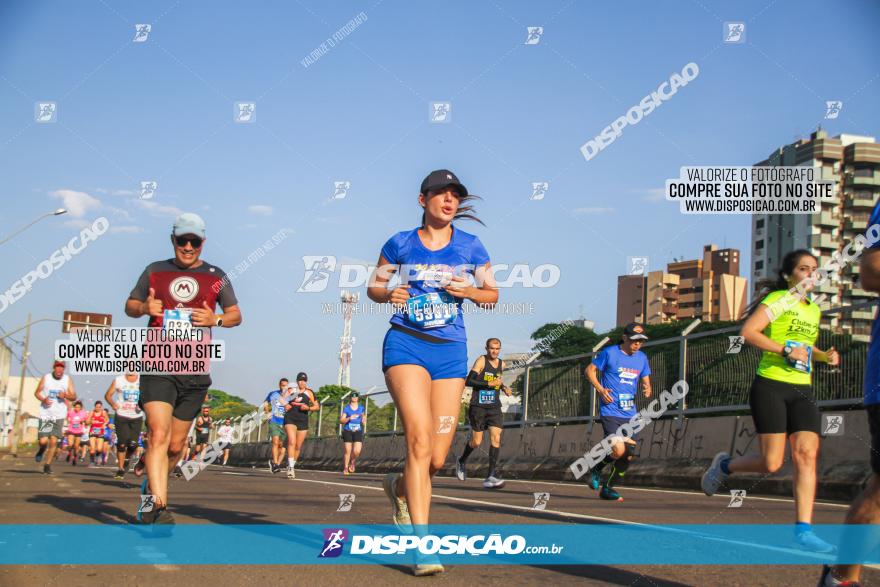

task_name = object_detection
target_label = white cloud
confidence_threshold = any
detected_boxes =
[637,188,665,202]
[573,207,615,215]
[135,199,183,217]
[63,219,90,229]
[248,205,274,216]
[49,189,101,217]
[112,189,136,196]
[110,225,145,234]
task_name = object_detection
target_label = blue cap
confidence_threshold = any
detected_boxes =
[173,213,206,238]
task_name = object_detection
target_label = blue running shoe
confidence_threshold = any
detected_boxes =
[588,470,600,491]
[599,485,623,502]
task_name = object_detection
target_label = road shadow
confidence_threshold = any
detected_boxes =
[27,494,133,524]
[533,565,691,586]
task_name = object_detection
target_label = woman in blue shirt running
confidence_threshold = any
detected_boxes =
[367,169,498,576]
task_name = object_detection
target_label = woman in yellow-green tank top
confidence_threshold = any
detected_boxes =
[701,249,840,553]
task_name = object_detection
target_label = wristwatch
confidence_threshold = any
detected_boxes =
[215,316,224,327]
[781,345,793,357]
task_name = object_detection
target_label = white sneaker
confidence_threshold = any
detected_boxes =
[455,458,466,481]
[382,473,412,532]
[701,452,730,496]
[482,476,505,489]
[287,469,296,480]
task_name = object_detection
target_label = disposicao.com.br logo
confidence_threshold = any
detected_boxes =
[323,531,563,557]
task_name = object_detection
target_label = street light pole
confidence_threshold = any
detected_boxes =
[10,313,32,454]
[0,209,68,247]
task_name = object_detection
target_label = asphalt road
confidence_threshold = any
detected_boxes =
[0,453,874,586]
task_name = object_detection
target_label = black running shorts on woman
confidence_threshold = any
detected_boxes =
[749,375,821,435]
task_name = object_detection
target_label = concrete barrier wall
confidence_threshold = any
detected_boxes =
[229,411,874,500]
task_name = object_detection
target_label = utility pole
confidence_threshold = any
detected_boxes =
[10,313,32,454]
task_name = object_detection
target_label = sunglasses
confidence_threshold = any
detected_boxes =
[174,235,203,248]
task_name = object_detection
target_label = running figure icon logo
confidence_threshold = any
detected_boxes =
[524,27,544,45]
[337,493,356,512]
[727,489,746,508]
[318,529,348,558]
[824,101,843,120]
[133,24,151,42]
[35,102,57,123]
[723,22,745,43]
[822,414,844,436]
[234,102,256,123]
[530,182,549,201]
[532,492,550,510]
[437,415,456,434]
[727,336,745,354]
[139,495,156,513]
[628,256,649,276]
[140,181,158,200]
[333,181,351,200]
[430,102,451,123]
[297,255,337,293]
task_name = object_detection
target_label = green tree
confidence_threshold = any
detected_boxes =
[203,389,257,419]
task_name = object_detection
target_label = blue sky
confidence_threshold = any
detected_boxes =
[1,0,878,406]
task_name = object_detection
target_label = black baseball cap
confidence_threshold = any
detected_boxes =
[296,372,308,382]
[623,322,649,341]
[420,169,468,197]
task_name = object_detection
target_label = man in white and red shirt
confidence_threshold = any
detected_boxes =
[125,213,241,524]
[34,360,77,475]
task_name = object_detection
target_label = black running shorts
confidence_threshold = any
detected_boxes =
[341,429,364,443]
[115,415,143,449]
[139,374,211,422]
[284,409,309,430]
[748,375,820,435]
[468,405,503,432]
